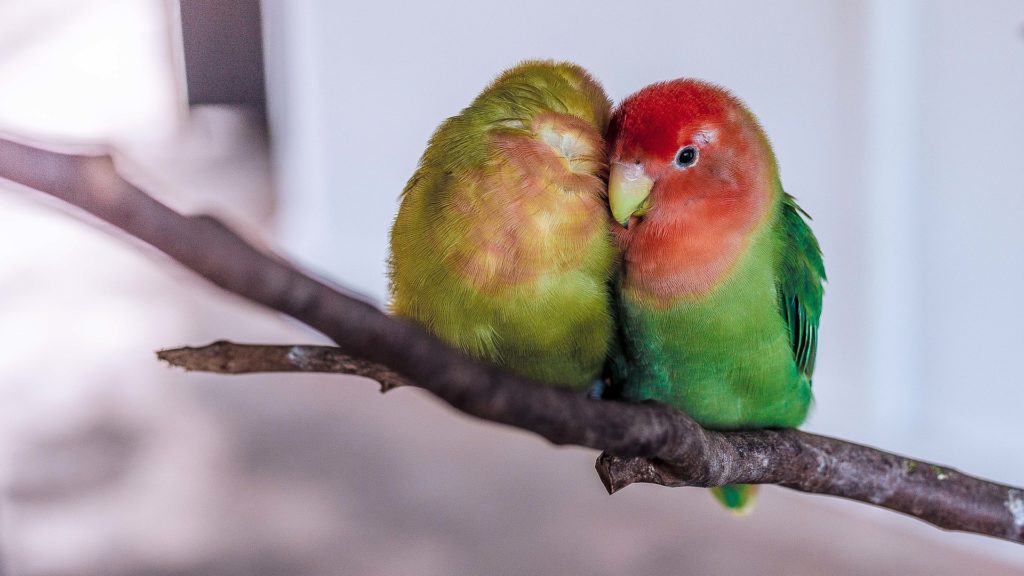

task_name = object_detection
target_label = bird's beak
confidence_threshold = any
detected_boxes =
[608,162,654,228]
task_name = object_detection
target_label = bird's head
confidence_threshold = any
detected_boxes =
[606,80,776,232]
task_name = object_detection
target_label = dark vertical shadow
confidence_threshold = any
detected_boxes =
[179,0,267,118]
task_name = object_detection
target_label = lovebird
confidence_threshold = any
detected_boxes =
[389,61,616,390]
[606,80,825,512]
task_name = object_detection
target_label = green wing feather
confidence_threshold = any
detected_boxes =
[777,192,826,383]
[707,193,824,515]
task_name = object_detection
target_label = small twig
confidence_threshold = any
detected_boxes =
[157,341,408,391]
[2,136,1023,544]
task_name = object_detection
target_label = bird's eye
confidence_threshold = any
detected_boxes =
[674,145,699,169]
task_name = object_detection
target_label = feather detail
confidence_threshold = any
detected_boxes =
[776,191,826,382]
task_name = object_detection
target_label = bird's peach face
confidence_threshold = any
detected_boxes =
[608,123,728,229]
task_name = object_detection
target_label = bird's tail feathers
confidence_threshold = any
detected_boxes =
[710,484,759,515]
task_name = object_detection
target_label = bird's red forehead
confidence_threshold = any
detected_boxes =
[610,79,734,160]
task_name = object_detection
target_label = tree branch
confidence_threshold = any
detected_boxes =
[157,341,409,391]
[2,135,1023,544]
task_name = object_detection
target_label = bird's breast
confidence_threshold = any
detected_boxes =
[444,118,612,295]
[620,187,774,308]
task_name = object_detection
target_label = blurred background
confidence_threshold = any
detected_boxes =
[1,0,1022,574]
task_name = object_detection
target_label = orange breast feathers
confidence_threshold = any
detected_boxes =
[617,150,775,306]
[445,113,610,293]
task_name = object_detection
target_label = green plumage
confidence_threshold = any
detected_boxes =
[389,61,616,389]
[613,185,825,512]
[615,188,824,428]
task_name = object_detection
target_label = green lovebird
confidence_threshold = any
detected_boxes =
[389,61,616,390]
[606,80,826,512]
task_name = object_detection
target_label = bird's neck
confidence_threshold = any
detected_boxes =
[619,178,777,307]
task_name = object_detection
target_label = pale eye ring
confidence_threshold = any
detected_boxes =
[674,145,699,169]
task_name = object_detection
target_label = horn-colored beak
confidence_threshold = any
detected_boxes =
[608,162,654,228]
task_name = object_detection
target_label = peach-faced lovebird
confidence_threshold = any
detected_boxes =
[389,61,616,390]
[606,80,825,512]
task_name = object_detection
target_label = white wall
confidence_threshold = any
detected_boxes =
[916,0,1024,475]
[0,0,183,145]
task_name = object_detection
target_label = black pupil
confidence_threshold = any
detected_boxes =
[677,147,696,166]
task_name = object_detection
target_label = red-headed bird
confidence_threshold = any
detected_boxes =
[606,80,825,512]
